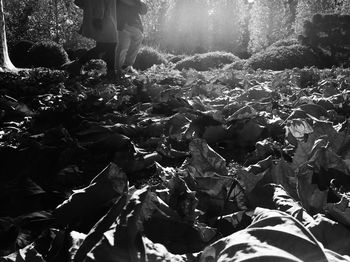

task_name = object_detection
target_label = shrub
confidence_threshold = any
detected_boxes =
[27,41,69,69]
[223,60,247,71]
[174,51,240,71]
[268,38,299,49]
[164,53,175,61]
[9,40,34,68]
[168,54,187,64]
[66,48,88,61]
[299,13,350,66]
[82,59,107,76]
[133,46,168,71]
[244,45,322,70]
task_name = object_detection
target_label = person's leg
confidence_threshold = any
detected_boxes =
[123,25,143,67]
[101,42,117,73]
[115,30,132,70]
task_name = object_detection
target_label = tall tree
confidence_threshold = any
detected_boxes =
[248,0,272,53]
[284,0,298,35]
[143,0,168,47]
[248,0,295,53]
[3,0,36,47]
[0,0,16,71]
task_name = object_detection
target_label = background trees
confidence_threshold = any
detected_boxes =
[0,0,15,71]
[4,0,92,50]
[3,0,350,57]
[248,0,300,53]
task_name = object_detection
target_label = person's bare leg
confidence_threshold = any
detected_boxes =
[123,25,143,68]
[115,30,131,71]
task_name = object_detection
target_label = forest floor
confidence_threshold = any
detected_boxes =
[1,64,350,261]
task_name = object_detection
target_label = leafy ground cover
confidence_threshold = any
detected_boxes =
[1,64,350,261]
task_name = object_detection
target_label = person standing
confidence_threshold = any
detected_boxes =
[63,0,118,77]
[115,0,147,75]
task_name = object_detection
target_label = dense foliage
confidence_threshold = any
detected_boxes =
[3,0,93,50]
[300,13,350,66]
[2,0,350,260]
[244,44,323,70]
[248,0,296,53]
[1,62,350,261]
[3,0,350,56]
[27,41,69,69]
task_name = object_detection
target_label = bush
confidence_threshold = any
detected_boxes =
[28,41,69,69]
[82,59,107,77]
[244,45,322,70]
[9,40,34,68]
[268,38,299,49]
[174,51,240,71]
[299,13,350,66]
[223,60,247,71]
[133,46,168,71]
[66,48,88,61]
[168,54,187,64]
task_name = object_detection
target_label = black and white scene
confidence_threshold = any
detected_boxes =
[1,0,350,261]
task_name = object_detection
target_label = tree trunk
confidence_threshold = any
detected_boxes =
[0,0,16,72]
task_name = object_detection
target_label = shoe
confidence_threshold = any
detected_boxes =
[61,60,83,76]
